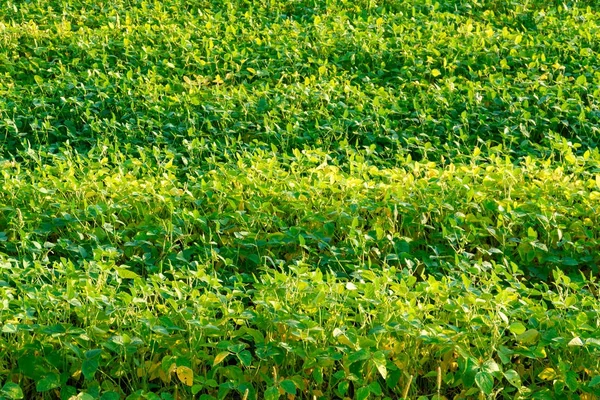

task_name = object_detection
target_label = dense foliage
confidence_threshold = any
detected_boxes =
[0,0,599,399]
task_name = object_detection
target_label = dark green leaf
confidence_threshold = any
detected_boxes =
[82,358,99,380]
[280,380,296,395]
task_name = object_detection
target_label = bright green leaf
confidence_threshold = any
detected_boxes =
[0,382,24,399]
[509,322,527,335]
[475,371,494,395]
[36,373,60,392]
[589,376,600,388]
[504,369,522,388]
[355,386,371,400]
[116,267,140,280]
[264,386,279,400]
[372,351,387,379]
[482,359,500,374]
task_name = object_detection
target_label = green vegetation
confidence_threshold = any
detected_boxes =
[1,0,599,399]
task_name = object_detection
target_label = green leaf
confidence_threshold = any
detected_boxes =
[82,358,99,380]
[100,392,121,400]
[36,373,60,392]
[237,350,253,367]
[576,75,587,85]
[263,386,279,400]
[313,368,323,384]
[372,351,387,379]
[527,227,538,239]
[336,381,349,396]
[0,382,24,399]
[348,348,370,364]
[517,329,540,344]
[504,369,522,388]
[565,371,578,391]
[509,322,527,335]
[461,357,479,388]
[355,386,371,400]
[368,381,382,396]
[116,267,140,280]
[475,371,494,395]
[85,349,102,359]
[589,376,600,388]
[280,380,296,395]
[482,359,500,374]
[497,346,513,365]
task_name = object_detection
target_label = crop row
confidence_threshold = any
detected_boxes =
[2,144,600,280]
[1,248,599,399]
[1,0,599,160]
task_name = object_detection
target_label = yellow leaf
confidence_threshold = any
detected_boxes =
[159,367,171,384]
[116,267,140,280]
[176,366,194,386]
[213,351,230,366]
[568,337,584,346]
[431,69,441,77]
[149,362,162,381]
[337,334,353,347]
[538,368,556,381]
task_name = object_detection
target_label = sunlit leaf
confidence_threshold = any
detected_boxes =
[213,352,230,366]
[177,366,194,386]
[0,382,24,399]
[504,369,522,388]
[475,371,494,395]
